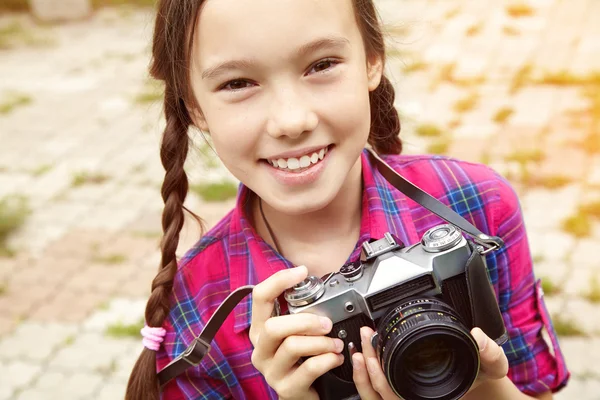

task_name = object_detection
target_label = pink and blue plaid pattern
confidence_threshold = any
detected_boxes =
[156,150,570,399]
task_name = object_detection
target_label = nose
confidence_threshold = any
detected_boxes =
[266,86,318,139]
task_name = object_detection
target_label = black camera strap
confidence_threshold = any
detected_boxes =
[156,148,504,387]
[366,148,504,253]
[157,285,254,386]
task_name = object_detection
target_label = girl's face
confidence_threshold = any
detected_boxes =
[191,0,382,215]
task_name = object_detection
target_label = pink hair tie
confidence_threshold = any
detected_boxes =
[141,325,166,351]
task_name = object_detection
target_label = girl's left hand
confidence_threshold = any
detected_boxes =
[352,326,510,399]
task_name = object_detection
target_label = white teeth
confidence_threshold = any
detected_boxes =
[268,146,329,171]
[287,158,300,170]
[299,155,311,168]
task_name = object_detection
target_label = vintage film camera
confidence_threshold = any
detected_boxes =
[284,224,508,400]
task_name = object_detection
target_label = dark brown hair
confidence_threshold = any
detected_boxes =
[126,1,402,398]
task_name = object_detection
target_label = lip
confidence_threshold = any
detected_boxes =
[264,145,330,161]
[263,145,333,186]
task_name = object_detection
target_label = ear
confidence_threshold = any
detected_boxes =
[190,108,210,132]
[366,53,384,92]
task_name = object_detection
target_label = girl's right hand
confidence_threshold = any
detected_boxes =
[249,265,345,400]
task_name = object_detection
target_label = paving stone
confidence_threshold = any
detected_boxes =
[82,298,146,332]
[521,186,582,230]
[16,371,103,400]
[0,361,42,394]
[48,332,133,373]
[96,380,127,400]
[562,299,600,335]
[0,321,78,362]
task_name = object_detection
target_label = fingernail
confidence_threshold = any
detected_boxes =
[352,353,361,370]
[320,317,332,331]
[334,339,344,352]
[475,329,487,351]
[367,357,378,374]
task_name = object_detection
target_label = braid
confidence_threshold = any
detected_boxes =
[126,88,198,400]
[367,74,402,155]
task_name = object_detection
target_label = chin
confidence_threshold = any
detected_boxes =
[267,187,339,216]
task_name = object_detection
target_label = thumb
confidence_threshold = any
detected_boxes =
[472,327,509,380]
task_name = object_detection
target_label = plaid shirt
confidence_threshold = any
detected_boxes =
[157,150,570,399]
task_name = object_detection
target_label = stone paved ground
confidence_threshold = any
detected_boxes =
[0,0,599,399]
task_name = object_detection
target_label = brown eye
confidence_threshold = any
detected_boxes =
[309,59,339,74]
[222,79,252,91]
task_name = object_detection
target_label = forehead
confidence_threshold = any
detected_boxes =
[194,0,358,66]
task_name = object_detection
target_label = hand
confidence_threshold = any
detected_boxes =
[351,326,509,400]
[249,265,345,400]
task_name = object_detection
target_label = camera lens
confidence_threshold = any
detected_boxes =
[376,298,479,400]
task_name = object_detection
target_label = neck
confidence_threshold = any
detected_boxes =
[253,157,363,264]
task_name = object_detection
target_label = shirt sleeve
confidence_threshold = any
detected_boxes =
[156,262,234,400]
[489,175,570,395]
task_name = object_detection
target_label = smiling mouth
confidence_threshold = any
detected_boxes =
[263,145,331,172]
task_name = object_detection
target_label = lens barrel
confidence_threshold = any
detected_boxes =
[376,298,479,400]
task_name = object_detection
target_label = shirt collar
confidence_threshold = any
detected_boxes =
[229,149,418,333]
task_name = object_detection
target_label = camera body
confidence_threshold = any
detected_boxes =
[284,224,508,400]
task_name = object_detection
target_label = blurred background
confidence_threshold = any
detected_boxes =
[0,0,598,398]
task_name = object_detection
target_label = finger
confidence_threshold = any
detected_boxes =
[250,265,308,344]
[472,327,509,380]
[269,335,344,380]
[352,352,382,400]
[254,313,334,360]
[360,326,377,359]
[359,327,398,399]
[285,352,345,397]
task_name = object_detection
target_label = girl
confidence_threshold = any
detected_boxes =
[126,0,570,399]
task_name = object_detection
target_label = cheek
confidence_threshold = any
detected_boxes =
[205,106,263,163]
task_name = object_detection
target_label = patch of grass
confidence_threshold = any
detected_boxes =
[453,92,479,113]
[532,254,545,264]
[0,91,32,115]
[444,7,460,20]
[191,180,238,202]
[504,149,545,164]
[132,230,161,239]
[502,25,520,36]
[532,174,573,189]
[561,212,592,238]
[536,71,600,86]
[427,136,452,155]
[540,277,560,296]
[465,23,483,37]
[403,60,428,74]
[493,107,514,124]
[0,195,29,257]
[92,253,127,264]
[72,171,110,187]
[580,200,600,219]
[91,0,156,8]
[105,318,145,338]
[506,2,535,18]
[0,0,29,12]
[30,164,52,177]
[585,276,600,303]
[415,124,443,138]
[0,282,7,296]
[552,314,586,337]
[510,63,534,94]
[133,79,164,105]
[64,335,75,346]
[0,21,54,49]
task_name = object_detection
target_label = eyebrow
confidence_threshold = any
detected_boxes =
[201,36,351,81]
